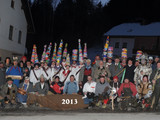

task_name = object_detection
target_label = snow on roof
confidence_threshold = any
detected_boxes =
[104,22,160,36]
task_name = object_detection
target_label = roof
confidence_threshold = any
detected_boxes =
[21,0,35,33]
[104,22,160,37]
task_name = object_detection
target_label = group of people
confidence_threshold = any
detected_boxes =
[0,54,160,111]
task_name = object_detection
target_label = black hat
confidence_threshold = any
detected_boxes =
[6,77,13,82]
[34,63,40,67]
[127,57,133,61]
[114,55,120,59]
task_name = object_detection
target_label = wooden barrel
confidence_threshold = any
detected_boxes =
[27,94,88,110]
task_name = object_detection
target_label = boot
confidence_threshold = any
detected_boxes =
[96,101,102,107]
[102,103,107,109]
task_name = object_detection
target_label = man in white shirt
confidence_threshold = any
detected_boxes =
[29,63,42,86]
[41,61,51,80]
[83,75,96,105]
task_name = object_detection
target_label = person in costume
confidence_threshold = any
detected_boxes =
[4,57,12,71]
[49,76,64,94]
[109,56,123,80]
[50,62,62,81]
[41,61,52,81]
[92,55,101,69]
[0,78,17,105]
[29,63,42,86]
[118,78,137,97]
[95,76,111,108]
[59,64,71,84]
[75,60,84,83]
[124,58,136,83]
[26,61,33,73]
[109,76,120,107]
[121,59,127,68]
[6,57,23,87]
[105,58,112,68]
[94,60,111,82]
[51,61,56,68]
[136,75,153,108]
[152,56,159,71]
[63,75,78,94]
[17,77,34,104]
[134,54,152,86]
[61,57,66,68]
[79,59,94,85]
[150,60,160,110]
[118,78,137,111]
[148,56,154,68]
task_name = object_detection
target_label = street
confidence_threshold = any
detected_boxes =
[1,112,160,120]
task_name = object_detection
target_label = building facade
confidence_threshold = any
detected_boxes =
[0,0,34,61]
[104,22,160,58]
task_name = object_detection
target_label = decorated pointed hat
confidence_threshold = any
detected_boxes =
[72,49,78,61]
[107,46,113,59]
[136,50,143,60]
[78,39,83,62]
[45,42,52,63]
[31,44,39,64]
[103,36,109,58]
[57,40,63,63]
[52,43,57,62]
[62,43,68,59]
[83,43,87,58]
[41,45,47,63]
[121,48,127,59]
[66,53,70,66]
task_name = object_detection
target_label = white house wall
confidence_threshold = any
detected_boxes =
[109,37,135,57]
[0,0,27,60]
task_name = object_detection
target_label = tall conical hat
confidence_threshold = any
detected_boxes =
[45,42,52,63]
[41,45,47,62]
[78,39,83,62]
[136,50,143,60]
[103,36,109,58]
[62,43,68,58]
[52,43,57,62]
[121,48,127,59]
[66,54,70,66]
[83,43,87,58]
[72,49,78,61]
[107,46,113,59]
[57,40,63,63]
